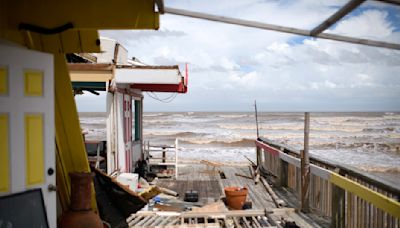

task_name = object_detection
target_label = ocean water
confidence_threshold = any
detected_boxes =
[79,112,400,187]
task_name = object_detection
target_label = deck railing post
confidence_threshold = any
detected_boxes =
[331,169,346,228]
[278,159,288,187]
[301,112,310,212]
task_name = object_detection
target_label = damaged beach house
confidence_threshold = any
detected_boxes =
[68,36,189,227]
[67,37,314,228]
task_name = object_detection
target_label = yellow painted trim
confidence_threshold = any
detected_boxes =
[1,0,158,54]
[25,114,45,186]
[1,30,101,54]
[4,0,159,30]
[0,114,10,192]
[24,70,43,96]
[54,54,97,212]
[0,67,8,95]
[330,172,400,218]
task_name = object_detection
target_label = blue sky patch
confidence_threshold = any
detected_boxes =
[287,36,310,46]
[332,4,400,32]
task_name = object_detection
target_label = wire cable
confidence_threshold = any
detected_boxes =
[146,92,177,103]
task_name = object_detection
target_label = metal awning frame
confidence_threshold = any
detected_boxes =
[162,0,400,50]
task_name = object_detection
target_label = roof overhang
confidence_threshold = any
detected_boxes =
[115,65,187,93]
[68,63,188,93]
[69,64,113,82]
[1,0,161,53]
[69,64,113,91]
[115,66,182,84]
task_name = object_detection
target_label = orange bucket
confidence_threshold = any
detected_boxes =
[224,186,248,210]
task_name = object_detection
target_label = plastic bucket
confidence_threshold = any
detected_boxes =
[116,173,138,192]
[224,186,248,210]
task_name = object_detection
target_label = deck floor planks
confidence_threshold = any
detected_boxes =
[151,162,325,227]
[156,180,221,201]
[228,166,274,210]
[171,164,275,209]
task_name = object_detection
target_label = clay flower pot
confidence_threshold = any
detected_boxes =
[224,186,248,210]
[58,172,103,228]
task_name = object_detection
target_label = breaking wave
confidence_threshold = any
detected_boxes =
[217,123,377,133]
[217,114,249,118]
[358,166,400,173]
[80,118,106,125]
[144,113,166,117]
[145,131,207,138]
[362,127,396,133]
[180,138,255,147]
[310,142,394,150]
[144,119,175,124]
[82,128,106,140]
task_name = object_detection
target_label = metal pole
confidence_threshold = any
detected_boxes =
[254,100,261,166]
[310,0,365,36]
[164,7,400,51]
[301,112,310,212]
[254,100,259,139]
[96,142,101,169]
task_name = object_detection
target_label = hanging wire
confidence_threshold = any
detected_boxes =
[146,92,177,103]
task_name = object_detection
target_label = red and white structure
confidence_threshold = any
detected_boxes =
[69,37,188,174]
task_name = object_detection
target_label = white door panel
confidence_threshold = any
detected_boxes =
[0,43,55,227]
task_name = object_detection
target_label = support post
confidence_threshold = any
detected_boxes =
[175,138,179,179]
[162,146,166,163]
[301,112,310,212]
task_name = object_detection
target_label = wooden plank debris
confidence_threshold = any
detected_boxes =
[127,210,283,227]
[200,160,224,174]
[190,201,228,213]
[260,177,286,208]
[159,187,179,197]
[235,173,253,179]
[150,163,325,226]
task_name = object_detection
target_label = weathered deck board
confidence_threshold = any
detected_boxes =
[163,164,278,210]
[157,180,221,202]
[156,162,326,227]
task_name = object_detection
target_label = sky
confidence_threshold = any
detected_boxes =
[75,0,400,112]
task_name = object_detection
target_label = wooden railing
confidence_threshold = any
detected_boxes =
[256,137,400,228]
[143,139,179,178]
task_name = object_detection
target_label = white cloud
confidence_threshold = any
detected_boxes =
[331,10,394,39]
[75,1,400,112]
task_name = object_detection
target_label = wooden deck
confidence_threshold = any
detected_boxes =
[156,163,325,227]
[157,180,221,203]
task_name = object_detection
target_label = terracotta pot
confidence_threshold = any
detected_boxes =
[58,172,103,228]
[224,186,248,210]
